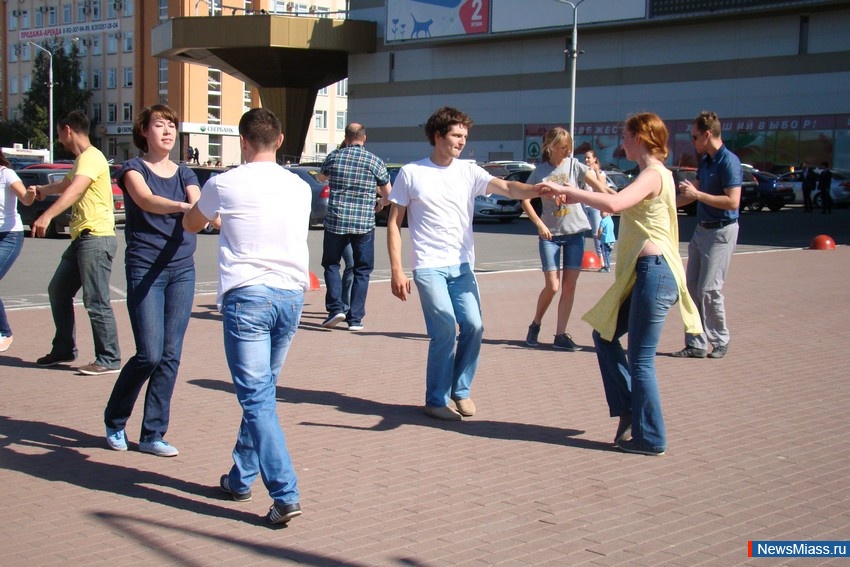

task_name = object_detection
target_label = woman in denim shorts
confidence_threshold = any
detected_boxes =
[522,127,608,351]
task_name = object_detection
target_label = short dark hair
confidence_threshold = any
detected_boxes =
[424,107,473,146]
[691,111,722,139]
[132,104,180,152]
[58,110,90,134]
[239,108,282,150]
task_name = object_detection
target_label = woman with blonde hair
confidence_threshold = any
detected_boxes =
[522,127,606,350]
[536,113,701,456]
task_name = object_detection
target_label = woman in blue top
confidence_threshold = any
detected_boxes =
[104,105,200,457]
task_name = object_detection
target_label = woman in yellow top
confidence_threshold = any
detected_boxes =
[536,113,701,456]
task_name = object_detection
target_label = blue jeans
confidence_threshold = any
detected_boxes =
[538,233,585,271]
[601,243,613,269]
[222,285,303,506]
[584,205,603,257]
[592,255,678,453]
[0,231,24,336]
[48,234,120,367]
[322,230,374,325]
[104,264,195,443]
[413,263,484,408]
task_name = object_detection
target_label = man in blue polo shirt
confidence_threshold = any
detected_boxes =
[318,123,391,331]
[674,111,742,359]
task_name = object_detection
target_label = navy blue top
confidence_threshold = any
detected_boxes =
[118,158,199,269]
[696,144,742,222]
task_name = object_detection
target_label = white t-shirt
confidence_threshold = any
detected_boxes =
[0,167,24,233]
[196,162,312,307]
[391,158,493,270]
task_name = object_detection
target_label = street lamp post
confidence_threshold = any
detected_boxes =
[30,42,54,163]
[554,0,585,157]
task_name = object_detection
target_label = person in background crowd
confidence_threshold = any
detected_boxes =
[818,161,832,214]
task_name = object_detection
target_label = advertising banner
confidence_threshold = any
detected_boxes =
[386,0,490,42]
[19,19,121,41]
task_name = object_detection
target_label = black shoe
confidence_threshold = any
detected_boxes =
[553,333,580,352]
[671,346,707,358]
[320,313,346,329]
[36,352,77,367]
[708,345,728,359]
[267,502,301,525]
[616,439,665,456]
[525,322,541,347]
[220,474,252,502]
[614,413,632,444]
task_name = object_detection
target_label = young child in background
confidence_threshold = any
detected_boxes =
[597,211,616,273]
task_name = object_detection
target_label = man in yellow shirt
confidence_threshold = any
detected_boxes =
[32,111,121,375]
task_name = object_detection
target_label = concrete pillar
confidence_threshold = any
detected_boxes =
[258,86,318,163]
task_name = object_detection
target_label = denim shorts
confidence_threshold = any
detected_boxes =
[539,233,584,271]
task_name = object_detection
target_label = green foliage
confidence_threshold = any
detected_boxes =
[18,39,93,156]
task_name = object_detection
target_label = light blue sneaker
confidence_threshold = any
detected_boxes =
[139,440,179,457]
[106,427,127,451]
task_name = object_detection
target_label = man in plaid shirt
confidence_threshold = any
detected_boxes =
[318,123,391,331]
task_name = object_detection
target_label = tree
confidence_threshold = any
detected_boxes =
[19,39,92,158]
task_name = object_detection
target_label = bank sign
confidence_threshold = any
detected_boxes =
[180,122,240,136]
[19,20,120,41]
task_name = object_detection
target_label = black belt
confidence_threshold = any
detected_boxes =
[699,219,737,229]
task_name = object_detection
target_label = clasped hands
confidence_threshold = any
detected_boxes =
[534,180,579,205]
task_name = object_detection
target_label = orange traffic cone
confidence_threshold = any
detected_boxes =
[309,271,321,291]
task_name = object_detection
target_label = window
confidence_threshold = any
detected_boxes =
[78,73,87,89]
[21,43,30,62]
[107,1,118,19]
[35,10,44,28]
[107,137,117,157]
[318,86,328,96]
[122,67,133,87]
[123,0,134,17]
[107,103,117,123]
[22,75,31,91]
[122,32,133,52]
[159,0,168,20]
[8,76,18,95]
[92,0,102,21]
[92,69,102,89]
[48,6,57,25]
[91,36,102,56]
[315,143,328,156]
[208,135,222,164]
[77,4,86,22]
[106,34,118,54]
[122,103,133,122]
[20,10,30,29]
[336,78,348,97]
[9,43,18,63]
[63,4,72,23]
[9,10,18,31]
[92,103,102,124]
[314,110,327,129]
[158,59,169,97]
[107,68,117,89]
[336,111,347,130]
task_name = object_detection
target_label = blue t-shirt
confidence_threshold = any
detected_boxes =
[118,158,199,269]
[696,144,742,222]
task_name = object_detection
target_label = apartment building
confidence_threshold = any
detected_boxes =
[2,0,348,164]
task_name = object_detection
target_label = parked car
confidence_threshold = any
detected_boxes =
[15,166,125,237]
[741,166,795,212]
[776,170,807,204]
[187,165,229,233]
[605,170,631,192]
[284,165,329,227]
[375,164,403,226]
[812,169,850,208]
[670,166,699,215]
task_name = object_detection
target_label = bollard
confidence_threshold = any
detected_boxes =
[582,250,602,270]
[809,234,836,250]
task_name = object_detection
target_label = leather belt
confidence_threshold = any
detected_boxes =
[699,219,738,229]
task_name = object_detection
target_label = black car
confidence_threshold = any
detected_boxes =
[375,164,403,226]
[189,166,229,233]
[15,169,72,238]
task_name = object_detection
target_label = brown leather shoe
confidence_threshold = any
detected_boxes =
[423,405,463,421]
[454,398,476,417]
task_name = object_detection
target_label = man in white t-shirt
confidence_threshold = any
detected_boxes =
[388,106,541,421]
[183,108,310,526]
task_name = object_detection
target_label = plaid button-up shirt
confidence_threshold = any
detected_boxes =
[321,145,390,235]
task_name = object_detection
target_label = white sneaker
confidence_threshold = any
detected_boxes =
[0,335,12,352]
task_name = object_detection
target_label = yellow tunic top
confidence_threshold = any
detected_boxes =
[582,164,702,341]
[66,146,115,240]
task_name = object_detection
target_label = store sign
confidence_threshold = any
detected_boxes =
[101,125,134,136]
[20,20,120,41]
[180,122,240,136]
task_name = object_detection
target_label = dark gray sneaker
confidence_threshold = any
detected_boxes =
[220,474,252,502]
[267,502,301,525]
[708,345,728,359]
[671,346,707,358]
[525,322,541,347]
[553,333,580,352]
